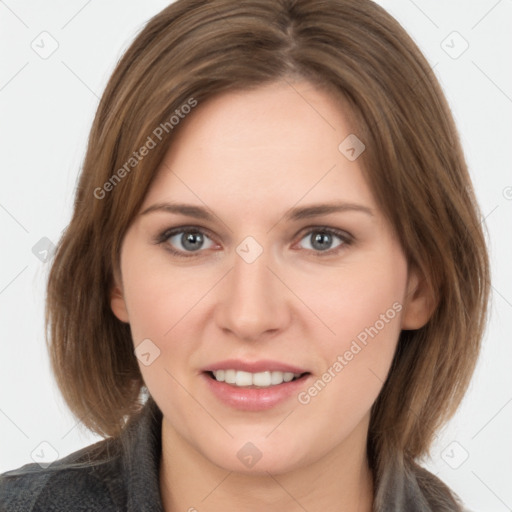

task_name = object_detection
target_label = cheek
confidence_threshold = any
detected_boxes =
[297,254,406,350]
[120,253,199,404]
[290,251,407,430]
[120,249,218,390]
[312,254,406,428]
[121,247,194,342]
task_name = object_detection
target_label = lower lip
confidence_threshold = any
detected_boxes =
[202,372,310,411]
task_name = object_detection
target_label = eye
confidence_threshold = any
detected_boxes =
[295,227,352,256]
[155,226,217,257]
[155,225,352,258]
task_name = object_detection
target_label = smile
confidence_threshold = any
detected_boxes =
[209,369,304,387]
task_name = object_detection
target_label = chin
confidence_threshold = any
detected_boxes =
[201,434,313,476]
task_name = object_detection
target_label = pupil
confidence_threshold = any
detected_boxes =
[312,232,331,251]
[182,232,203,251]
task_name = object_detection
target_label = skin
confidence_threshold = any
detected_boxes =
[110,79,432,512]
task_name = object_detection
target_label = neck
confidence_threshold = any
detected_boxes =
[159,415,374,512]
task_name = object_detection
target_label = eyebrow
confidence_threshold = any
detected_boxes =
[140,201,374,223]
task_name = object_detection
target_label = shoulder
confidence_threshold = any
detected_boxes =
[0,396,163,512]
[409,460,474,512]
[0,438,124,512]
[375,456,475,512]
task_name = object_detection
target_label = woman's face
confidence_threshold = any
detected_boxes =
[111,80,430,474]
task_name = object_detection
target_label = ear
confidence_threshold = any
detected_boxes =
[110,267,130,323]
[401,265,436,330]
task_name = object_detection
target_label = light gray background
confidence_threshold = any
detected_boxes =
[0,1,511,510]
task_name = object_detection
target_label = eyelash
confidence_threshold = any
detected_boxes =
[153,225,353,259]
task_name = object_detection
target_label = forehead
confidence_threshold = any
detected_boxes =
[141,80,376,216]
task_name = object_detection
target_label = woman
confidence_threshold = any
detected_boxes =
[0,0,489,510]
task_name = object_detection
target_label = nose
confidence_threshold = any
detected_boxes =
[215,245,290,342]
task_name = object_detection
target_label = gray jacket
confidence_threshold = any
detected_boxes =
[0,397,470,511]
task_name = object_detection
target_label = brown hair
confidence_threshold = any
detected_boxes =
[45,0,489,507]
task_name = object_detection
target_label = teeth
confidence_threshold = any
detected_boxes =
[225,369,236,384]
[253,371,271,387]
[236,371,253,386]
[212,370,302,387]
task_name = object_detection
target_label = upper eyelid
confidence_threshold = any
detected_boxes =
[160,225,220,244]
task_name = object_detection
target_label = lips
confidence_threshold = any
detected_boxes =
[202,359,308,374]
[202,359,309,387]
[201,359,311,411]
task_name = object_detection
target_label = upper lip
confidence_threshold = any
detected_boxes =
[202,359,309,374]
